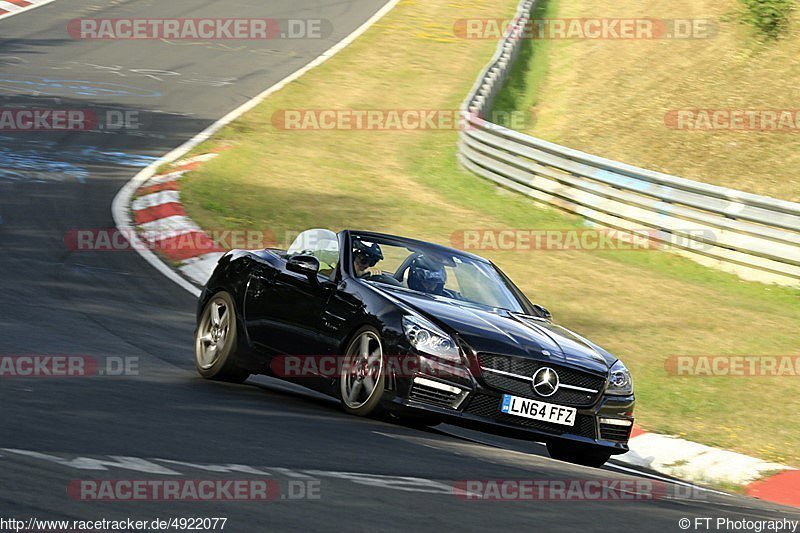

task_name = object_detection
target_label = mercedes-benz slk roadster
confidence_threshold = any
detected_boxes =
[194,229,635,467]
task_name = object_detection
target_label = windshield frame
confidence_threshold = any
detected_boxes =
[343,230,534,314]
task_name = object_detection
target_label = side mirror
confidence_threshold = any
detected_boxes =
[287,255,320,279]
[533,304,552,321]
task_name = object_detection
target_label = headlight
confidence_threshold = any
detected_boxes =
[402,315,460,363]
[606,360,633,396]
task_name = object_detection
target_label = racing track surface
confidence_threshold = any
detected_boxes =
[1,1,799,531]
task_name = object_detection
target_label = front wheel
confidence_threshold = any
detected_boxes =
[546,441,612,468]
[339,327,386,417]
[195,291,250,383]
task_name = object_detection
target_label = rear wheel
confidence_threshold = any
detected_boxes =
[546,441,612,468]
[195,291,250,383]
[339,327,385,417]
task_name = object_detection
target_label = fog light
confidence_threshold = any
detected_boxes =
[599,417,633,427]
[413,376,463,394]
[410,376,470,409]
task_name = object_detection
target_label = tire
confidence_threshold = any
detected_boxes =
[546,441,612,468]
[339,326,386,417]
[194,291,250,383]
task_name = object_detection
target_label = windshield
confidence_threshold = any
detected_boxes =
[351,234,526,313]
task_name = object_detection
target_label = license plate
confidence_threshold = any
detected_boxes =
[500,394,576,426]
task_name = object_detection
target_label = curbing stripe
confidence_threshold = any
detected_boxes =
[138,181,181,196]
[746,470,800,507]
[154,232,224,262]
[126,151,240,284]
[0,0,58,20]
[132,190,182,211]
[137,215,200,237]
[0,2,23,12]
[141,228,200,245]
[134,203,186,225]
[147,171,188,185]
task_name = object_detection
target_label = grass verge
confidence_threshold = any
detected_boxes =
[181,0,800,466]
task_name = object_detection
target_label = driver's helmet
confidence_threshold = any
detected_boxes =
[353,239,383,268]
[407,256,446,294]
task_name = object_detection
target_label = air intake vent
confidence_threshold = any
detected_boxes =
[409,377,468,409]
[599,420,633,442]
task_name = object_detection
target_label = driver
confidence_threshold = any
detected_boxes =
[353,240,383,278]
[407,256,447,296]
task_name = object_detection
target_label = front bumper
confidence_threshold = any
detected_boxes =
[384,355,635,454]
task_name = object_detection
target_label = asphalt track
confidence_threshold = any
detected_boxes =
[1,1,799,531]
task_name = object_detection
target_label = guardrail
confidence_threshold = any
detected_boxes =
[458,0,800,287]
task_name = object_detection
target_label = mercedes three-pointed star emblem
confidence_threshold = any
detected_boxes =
[531,367,559,397]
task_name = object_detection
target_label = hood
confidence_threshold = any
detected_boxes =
[380,287,614,372]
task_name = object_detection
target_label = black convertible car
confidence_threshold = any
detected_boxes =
[194,229,635,467]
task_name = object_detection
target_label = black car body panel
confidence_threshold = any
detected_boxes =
[376,287,614,370]
[197,230,636,453]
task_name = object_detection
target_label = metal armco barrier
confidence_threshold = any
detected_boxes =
[458,0,800,287]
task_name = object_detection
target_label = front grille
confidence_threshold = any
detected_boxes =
[409,382,461,409]
[477,353,606,407]
[599,423,633,442]
[464,394,596,439]
[482,373,597,406]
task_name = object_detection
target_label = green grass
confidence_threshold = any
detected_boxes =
[180,0,800,467]
[492,0,557,127]
[740,0,796,39]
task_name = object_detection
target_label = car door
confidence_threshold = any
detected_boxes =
[245,260,334,356]
[244,229,341,357]
[317,278,368,356]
